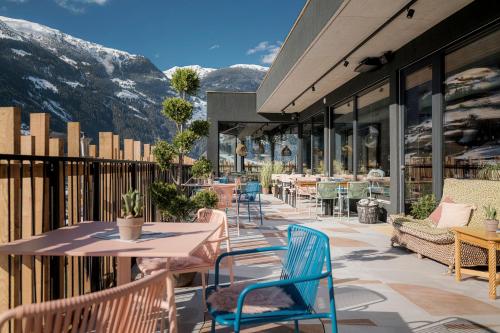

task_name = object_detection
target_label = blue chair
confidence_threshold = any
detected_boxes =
[206,224,338,333]
[218,177,229,184]
[237,181,263,226]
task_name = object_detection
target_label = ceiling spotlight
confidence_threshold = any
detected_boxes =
[311,85,316,92]
[406,8,415,19]
[323,97,327,105]
[281,110,285,116]
[343,59,349,67]
[292,101,295,107]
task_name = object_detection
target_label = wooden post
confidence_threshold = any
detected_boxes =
[0,107,21,323]
[88,145,97,158]
[99,132,114,159]
[113,134,120,160]
[20,136,34,305]
[67,122,80,158]
[49,138,64,157]
[143,144,151,161]
[133,141,141,162]
[29,113,50,302]
[124,139,134,161]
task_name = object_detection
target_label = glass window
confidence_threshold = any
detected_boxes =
[312,113,325,174]
[357,82,391,201]
[219,132,236,175]
[302,122,312,174]
[404,65,433,208]
[274,124,298,173]
[444,29,500,179]
[333,100,354,175]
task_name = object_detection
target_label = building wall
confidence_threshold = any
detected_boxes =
[207,92,264,174]
[256,0,345,112]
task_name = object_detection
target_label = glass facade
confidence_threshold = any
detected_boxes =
[333,100,354,175]
[444,29,500,179]
[301,122,312,173]
[403,65,433,207]
[311,113,325,174]
[219,133,236,175]
[357,82,391,201]
[273,125,298,173]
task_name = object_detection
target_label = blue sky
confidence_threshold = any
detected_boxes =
[0,0,305,70]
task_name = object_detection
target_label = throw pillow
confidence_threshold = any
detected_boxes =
[437,202,473,228]
[429,197,455,225]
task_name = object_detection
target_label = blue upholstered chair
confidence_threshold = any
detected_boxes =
[206,224,338,333]
[237,181,263,226]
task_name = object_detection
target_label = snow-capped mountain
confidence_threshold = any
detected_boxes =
[163,65,216,80]
[0,15,268,155]
[0,15,174,144]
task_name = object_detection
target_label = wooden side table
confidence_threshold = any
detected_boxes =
[453,227,500,300]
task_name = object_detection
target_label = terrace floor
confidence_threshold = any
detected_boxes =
[168,195,500,333]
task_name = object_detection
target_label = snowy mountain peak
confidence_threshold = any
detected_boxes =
[163,65,216,80]
[229,64,268,71]
[0,16,138,75]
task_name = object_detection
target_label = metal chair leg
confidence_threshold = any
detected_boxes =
[294,320,300,333]
[258,194,263,226]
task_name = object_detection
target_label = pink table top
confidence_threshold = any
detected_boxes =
[0,222,219,258]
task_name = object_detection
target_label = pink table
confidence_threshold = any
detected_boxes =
[0,221,220,333]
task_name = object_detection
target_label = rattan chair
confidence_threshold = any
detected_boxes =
[0,269,168,333]
[137,209,234,310]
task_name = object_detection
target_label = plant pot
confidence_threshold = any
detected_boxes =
[117,217,144,240]
[174,272,197,287]
[484,219,499,232]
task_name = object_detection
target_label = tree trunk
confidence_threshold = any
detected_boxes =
[177,153,184,193]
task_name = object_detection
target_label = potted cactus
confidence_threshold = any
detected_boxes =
[483,205,499,232]
[117,190,144,240]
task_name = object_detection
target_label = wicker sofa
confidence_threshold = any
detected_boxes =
[390,178,500,271]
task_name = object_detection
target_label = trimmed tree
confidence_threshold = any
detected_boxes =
[151,68,214,221]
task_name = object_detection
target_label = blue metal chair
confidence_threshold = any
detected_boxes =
[218,176,229,184]
[206,224,338,333]
[237,181,263,226]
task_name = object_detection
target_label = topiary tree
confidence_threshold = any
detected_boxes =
[151,68,213,221]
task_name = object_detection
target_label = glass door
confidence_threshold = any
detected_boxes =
[402,64,433,212]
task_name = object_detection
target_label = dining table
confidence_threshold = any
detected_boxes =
[0,221,220,333]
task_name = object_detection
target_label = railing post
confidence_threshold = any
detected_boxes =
[131,163,137,191]
[92,162,100,221]
[47,160,60,300]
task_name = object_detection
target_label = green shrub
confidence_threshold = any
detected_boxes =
[410,194,437,219]
[191,157,213,179]
[260,161,273,189]
[192,190,218,209]
[478,163,500,181]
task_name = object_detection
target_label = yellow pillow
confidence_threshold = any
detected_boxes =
[437,202,473,228]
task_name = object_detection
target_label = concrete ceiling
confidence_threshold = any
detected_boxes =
[257,0,473,114]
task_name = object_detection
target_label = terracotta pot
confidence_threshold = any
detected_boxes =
[117,217,144,240]
[484,219,499,232]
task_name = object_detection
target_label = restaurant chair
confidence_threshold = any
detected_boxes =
[137,209,233,311]
[345,181,370,219]
[237,181,263,226]
[206,224,338,333]
[0,269,168,333]
[212,183,240,234]
[315,181,340,219]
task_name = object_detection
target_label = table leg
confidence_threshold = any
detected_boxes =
[166,272,178,333]
[488,241,497,300]
[116,257,131,286]
[454,233,462,281]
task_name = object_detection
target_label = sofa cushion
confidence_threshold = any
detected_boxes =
[429,197,454,225]
[437,203,473,228]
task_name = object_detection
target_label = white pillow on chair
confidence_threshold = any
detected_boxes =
[436,202,474,228]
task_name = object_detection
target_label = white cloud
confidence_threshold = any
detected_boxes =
[209,44,220,50]
[54,0,109,13]
[6,0,29,3]
[247,40,282,65]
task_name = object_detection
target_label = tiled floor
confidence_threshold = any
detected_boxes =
[172,195,500,333]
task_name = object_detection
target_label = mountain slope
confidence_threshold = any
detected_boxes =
[0,16,268,155]
[0,15,175,144]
